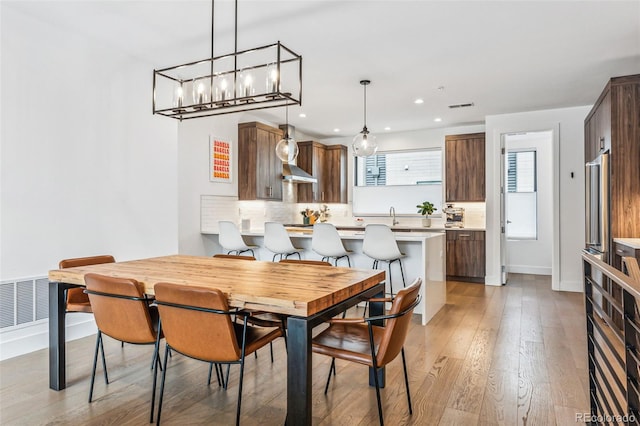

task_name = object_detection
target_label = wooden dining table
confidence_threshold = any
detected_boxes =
[48,254,385,425]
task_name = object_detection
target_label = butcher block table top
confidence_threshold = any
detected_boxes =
[48,254,385,317]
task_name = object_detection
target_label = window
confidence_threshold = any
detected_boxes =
[506,150,537,239]
[353,149,442,215]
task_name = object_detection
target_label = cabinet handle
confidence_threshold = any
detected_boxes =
[459,234,471,238]
[599,137,605,150]
[321,191,325,201]
[617,249,624,254]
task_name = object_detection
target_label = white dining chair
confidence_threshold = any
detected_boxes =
[362,224,406,297]
[264,222,303,262]
[218,221,258,257]
[311,223,352,266]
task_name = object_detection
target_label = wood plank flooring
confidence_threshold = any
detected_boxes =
[0,274,589,425]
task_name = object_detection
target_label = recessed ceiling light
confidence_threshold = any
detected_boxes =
[384,127,391,131]
[333,128,340,132]
[434,118,442,122]
[299,113,306,118]
[414,99,424,104]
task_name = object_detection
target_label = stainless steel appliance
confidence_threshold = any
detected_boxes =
[585,151,610,258]
[584,151,609,317]
[443,204,465,228]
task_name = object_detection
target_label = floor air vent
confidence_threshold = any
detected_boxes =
[0,277,49,329]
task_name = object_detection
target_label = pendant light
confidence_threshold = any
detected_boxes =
[352,79,378,157]
[275,105,299,162]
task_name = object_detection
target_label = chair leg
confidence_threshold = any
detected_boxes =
[324,358,336,395]
[89,331,101,403]
[398,258,407,288]
[156,343,171,425]
[100,333,109,385]
[387,261,394,298]
[371,363,384,426]
[235,359,246,426]
[401,348,413,415]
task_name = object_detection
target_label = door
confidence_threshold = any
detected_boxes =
[500,136,508,285]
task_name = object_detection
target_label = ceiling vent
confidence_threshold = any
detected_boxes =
[448,102,475,109]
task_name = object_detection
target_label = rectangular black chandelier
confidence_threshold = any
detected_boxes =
[152,0,302,121]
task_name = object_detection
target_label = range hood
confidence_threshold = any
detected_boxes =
[279,124,317,184]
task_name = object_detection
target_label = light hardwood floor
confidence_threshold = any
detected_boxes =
[0,274,589,425]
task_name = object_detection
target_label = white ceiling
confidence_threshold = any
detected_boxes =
[6,0,640,139]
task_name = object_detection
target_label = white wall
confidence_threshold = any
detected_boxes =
[1,5,178,357]
[485,106,592,291]
[505,132,553,275]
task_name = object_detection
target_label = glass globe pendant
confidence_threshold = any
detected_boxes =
[352,79,378,157]
[275,105,299,162]
[275,136,299,163]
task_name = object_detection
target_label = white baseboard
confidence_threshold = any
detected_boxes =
[0,315,97,361]
[507,265,552,275]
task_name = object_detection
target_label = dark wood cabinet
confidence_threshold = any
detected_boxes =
[584,74,640,253]
[297,142,347,203]
[446,230,485,282]
[445,133,485,202]
[238,122,283,201]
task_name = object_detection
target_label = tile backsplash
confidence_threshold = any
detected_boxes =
[201,196,485,231]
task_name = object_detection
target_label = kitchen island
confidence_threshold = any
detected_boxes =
[202,226,445,325]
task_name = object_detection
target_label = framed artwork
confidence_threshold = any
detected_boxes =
[209,136,232,182]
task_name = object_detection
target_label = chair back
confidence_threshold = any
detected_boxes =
[279,259,332,266]
[60,255,115,307]
[312,223,347,257]
[264,222,296,253]
[218,221,248,251]
[213,254,256,261]
[362,224,402,261]
[84,273,157,344]
[375,278,422,367]
[154,282,241,362]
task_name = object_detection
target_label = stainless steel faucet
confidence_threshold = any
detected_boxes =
[390,206,399,226]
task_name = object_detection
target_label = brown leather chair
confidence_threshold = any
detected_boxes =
[83,273,162,422]
[213,254,256,261]
[153,282,283,426]
[278,259,332,266]
[59,255,115,312]
[312,278,422,426]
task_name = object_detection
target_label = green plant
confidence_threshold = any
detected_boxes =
[416,201,436,216]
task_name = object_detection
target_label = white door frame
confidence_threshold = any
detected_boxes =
[496,123,560,290]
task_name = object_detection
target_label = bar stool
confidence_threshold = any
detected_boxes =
[362,224,406,297]
[218,221,258,256]
[311,223,352,266]
[264,222,303,262]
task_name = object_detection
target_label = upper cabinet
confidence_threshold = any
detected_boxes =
[585,74,640,244]
[297,142,347,204]
[238,122,283,201]
[445,132,485,202]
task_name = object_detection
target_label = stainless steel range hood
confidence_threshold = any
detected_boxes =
[279,123,317,184]
[282,163,316,183]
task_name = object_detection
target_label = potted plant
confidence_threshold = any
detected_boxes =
[416,201,437,227]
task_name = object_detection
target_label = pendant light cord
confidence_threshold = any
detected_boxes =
[363,83,367,128]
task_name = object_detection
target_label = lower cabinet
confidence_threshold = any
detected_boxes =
[446,230,486,283]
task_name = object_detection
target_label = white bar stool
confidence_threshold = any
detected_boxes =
[311,223,352,267]
[218,221,258,256]
[264,222,303,262]
[362,224,406,296]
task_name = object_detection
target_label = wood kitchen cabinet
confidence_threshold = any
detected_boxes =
[445,133,485,202]
[297,142,347,203]
[446,230,485,283]
[584,75,640,254]
[238,122,283,201]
